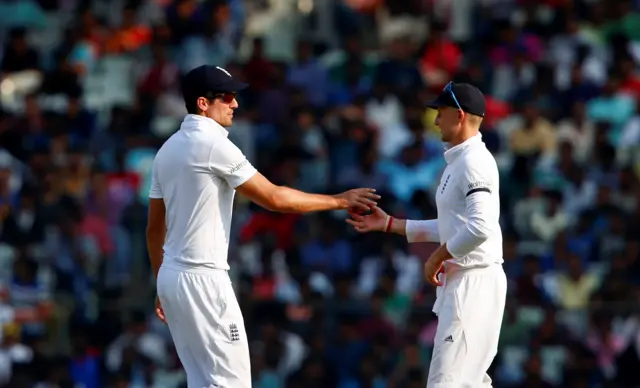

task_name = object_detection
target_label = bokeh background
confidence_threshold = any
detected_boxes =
[1,0,640,387]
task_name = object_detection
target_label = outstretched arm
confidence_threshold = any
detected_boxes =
[209,137,379,213]
[236,172,379,213]
[347,207,440,243]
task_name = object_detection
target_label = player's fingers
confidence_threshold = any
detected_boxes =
[357,197,377,207]
[365,192,382,200]
[427,275,440,286]
[349,213,365,222]
[356,188,380,200]
[372,206,387,217]
[345,218,362,227]
[424,265,437,285]
[348,209,368,218]
[354,192,377,204]
[156,308,166,323]
[351,202,371,212]
[347,220,366,232]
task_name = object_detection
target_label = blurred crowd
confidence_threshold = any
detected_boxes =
[1,0,640,387]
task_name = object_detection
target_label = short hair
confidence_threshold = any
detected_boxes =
[185,99,199,114]
[467,113,483,128]
[186,96,214,114]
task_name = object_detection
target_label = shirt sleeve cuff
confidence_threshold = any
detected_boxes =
[405,220,439,243]
[227,165,258,188]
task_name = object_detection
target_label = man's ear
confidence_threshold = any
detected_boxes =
[197,97,209,112]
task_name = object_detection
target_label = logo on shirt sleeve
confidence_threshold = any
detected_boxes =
[228,160,248,174]
[466,181,491,197]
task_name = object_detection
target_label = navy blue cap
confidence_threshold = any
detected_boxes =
[426,83,486,117]
[181,65,248,102]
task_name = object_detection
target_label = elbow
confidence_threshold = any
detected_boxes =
[266,186,300,213]
[265,202,283,212]
[239,179,295,213]
[467,219,492,243]
[263,187,289,213]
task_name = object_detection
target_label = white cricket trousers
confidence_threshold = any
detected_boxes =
[427,264,507,388]
[157,264,251,388]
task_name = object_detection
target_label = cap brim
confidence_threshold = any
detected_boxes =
[425,99,444,109]
[425,93,458,110]
[221,79,249,92]
[425,95,448,109]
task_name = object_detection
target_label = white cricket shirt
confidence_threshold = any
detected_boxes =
[406,134,503,268]
[149,114,257,271]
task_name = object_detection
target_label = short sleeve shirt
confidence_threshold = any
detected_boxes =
[149,114,257,270]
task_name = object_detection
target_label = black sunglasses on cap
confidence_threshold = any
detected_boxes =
[443,81,462,111]
[426,82,486,117]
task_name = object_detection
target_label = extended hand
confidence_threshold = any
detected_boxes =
[346,206,389,232]
[424,244,452,286]
[336,188,380,212]
[424,256,443,286]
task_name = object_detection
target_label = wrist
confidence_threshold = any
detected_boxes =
[431,243,453,264]
[333,194,348,210]
[383,215,393,232]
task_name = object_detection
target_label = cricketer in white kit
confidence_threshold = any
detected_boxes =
[146,65,380,388]
[348,82,507,387]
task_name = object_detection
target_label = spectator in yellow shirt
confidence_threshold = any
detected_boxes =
[510,104,557,158]
[557,255,599,310]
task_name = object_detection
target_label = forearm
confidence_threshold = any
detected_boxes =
[383,217,440,243]
[447,192,496,258]
[271,186,346,213]
[405,219,440,243]
[446,222,489,258]
[385,217,407,235]
[146,228,166,278]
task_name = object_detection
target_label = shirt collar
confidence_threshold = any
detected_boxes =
[181,114,229,137]
[443,133,483,164]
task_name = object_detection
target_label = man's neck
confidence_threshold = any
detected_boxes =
[190,113,217,125]
[449,128,480,147]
